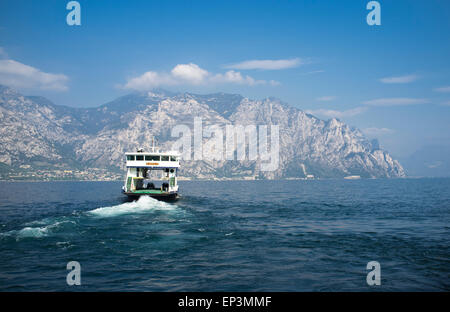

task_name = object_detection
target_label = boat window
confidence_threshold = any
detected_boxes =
[161,156,169,161]
[127,155,135,161]
[146,155,160,161]
[170,156,177,161]
[136,155,144,161]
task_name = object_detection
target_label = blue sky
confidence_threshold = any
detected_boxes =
[0,0,449,158]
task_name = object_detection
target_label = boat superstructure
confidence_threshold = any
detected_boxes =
[122,148,180,200]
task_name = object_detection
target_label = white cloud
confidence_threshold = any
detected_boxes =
[301,70,325,75]
[211,70,266,86]
[305,106,367,119]
[0,59,68,91]
[316,96,336,102]
[379,74,419,84]
[224,58,303,70]
[123,71,175,90]
[434,86,450,93]
[362,127,394,136]
[363,97,429,106]
[123,63,279,90]
[269,80,281,86]
[171,63,208,84]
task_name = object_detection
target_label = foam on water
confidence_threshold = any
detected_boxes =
[16,226,49,238]
[1,220,75,240]
[88,196,177,218]
[0,196,177,240]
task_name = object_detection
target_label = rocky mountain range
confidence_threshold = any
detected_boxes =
[0,84,405,179]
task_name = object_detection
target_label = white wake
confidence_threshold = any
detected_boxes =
[0,196,177,240]
[87,196,177,218]
[1,220,76,240]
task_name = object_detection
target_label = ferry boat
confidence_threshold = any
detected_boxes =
[122,147,180,200]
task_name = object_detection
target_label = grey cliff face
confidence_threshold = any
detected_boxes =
[0,85,405,179]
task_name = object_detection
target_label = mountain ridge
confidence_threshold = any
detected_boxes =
[0,84,405,180]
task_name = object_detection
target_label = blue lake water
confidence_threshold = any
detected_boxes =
[0,179,449,291]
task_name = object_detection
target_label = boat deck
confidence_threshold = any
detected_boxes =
[129,189,167,194]
[123,189,178,200]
